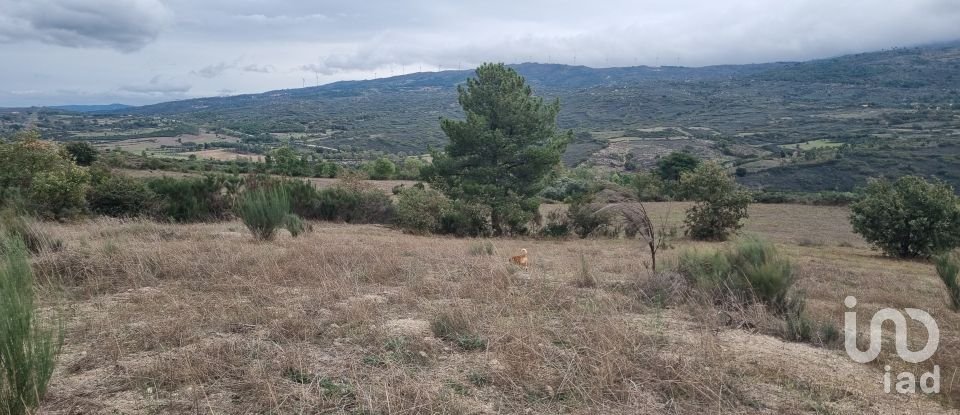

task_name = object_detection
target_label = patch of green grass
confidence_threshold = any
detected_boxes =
[362,354,386,367]
[782,139,843,151]
[431,310,487,351]
[445,380,470,396]
[467,371,490,387]
[282,367,313,384]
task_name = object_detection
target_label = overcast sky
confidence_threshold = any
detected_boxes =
[2,0,959,107]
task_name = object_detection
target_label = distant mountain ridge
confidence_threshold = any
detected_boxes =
[50,103,133,113]
[14,41,958,193]
[119,61,789,116]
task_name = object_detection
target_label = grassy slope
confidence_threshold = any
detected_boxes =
[34,204,957,413]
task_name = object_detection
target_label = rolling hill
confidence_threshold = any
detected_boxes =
[4,41,960,193]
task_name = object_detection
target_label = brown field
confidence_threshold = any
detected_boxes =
[586,138,731,172]
[179,148,264,162]
[94,133,240,154]
[31,204,959,414]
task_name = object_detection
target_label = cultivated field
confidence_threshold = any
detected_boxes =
[30,203,959,414]
[178,148,264,162]
[93,133,240,155]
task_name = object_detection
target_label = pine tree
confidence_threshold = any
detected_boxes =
[425,63,571,235]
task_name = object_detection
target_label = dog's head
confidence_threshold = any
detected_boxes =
[520,248,528,255]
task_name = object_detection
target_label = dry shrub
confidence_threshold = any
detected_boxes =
[636,271,690,306]
[573,252,597,288]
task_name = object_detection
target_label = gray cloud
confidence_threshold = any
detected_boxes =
[0,0,172,52]
[2,0,960,106]
[242,64,275,74]
[119,75,190,95]
[192,60,275,78]
[192,59,239,78]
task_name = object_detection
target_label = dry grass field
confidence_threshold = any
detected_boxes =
[178,149,264,162]
[94,133,240,154]
[29,204,960,414]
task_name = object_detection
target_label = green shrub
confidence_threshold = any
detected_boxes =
[0,236,62,415]
[394,187,450,234]
[567,201,613,238]
[785,307,814,342]
[657,152,700,182]
[935,252,960,311]
[818,321,842,346]
[0,132,90,219]
[312,186,394,224]
[27,166,90,219]
[283,214,308,238]
[365,157,396,180]
[438,201,491,237]
[87,170,155,217]
[850,176,960,258]
[147,175,236,222]
[677,237,795,314]
[64,141,97,166]
[632,172,668,201]
[680,162,750,241]
[0,211,62,254]
[541,175,595,202]
[237,188,291,241]
[250,178,393,225]
[538,209,572,238]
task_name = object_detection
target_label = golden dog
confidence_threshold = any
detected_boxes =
[510,248,529,269]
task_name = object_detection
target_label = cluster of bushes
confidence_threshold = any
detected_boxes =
[86,169,240,222]
[0,132,90,219]
[675,237,836,344]
[393,187,491,236]
[249,177,394,225]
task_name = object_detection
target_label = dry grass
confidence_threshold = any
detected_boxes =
[30,204,959,413]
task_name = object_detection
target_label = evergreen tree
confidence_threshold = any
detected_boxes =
[425,63,571,235]
[656,152,700,182]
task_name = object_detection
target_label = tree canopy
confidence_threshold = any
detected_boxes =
[657,152,701,182]
[424,63,571,234]
[850,176,960,258]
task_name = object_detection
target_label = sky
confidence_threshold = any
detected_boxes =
[1,0,960,107]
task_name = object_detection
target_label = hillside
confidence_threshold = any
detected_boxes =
[3,41,960,192]
[49,103,133,113]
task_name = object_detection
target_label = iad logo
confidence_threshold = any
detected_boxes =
[844,296,940,394]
